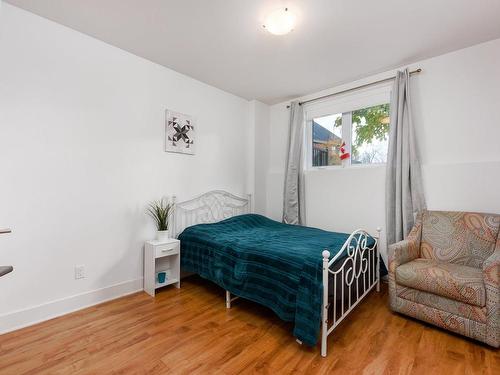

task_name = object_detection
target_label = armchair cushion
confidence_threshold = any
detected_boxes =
[396,258,485,307]
[397,285,487,323]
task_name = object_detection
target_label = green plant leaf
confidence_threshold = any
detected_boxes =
[146,198,174,231]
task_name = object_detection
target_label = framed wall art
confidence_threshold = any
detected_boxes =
[165,109,195,155]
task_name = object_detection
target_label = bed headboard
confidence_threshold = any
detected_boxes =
[171,190,252,238]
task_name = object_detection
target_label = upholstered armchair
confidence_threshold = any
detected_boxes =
[388,210,500,347]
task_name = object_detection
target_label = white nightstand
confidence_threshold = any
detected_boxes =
[144,238,180,297]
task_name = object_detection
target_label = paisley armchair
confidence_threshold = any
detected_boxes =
[388,210,500,347]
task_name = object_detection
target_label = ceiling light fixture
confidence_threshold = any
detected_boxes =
[263,8,296,35]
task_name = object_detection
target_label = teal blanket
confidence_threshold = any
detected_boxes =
[179,214,370,346]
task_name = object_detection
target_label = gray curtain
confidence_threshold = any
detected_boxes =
[283,101,306,225]
[386,69,426,247]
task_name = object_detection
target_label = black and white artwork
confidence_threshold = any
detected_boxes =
[165,109,196,155]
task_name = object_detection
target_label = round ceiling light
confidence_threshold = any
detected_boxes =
[263,8,296,35]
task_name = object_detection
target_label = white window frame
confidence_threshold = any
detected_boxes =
[304,83,392,170]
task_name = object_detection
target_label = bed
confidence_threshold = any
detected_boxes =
[172,190,380,357]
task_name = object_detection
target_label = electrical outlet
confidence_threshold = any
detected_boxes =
[74,265,85,280]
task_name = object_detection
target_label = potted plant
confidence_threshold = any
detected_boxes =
[147,197,174,242]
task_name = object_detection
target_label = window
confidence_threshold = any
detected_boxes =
[351,104,390,164]
[308,103,390,168]
[312,113,342,167]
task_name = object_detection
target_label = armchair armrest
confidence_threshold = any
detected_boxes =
[484,248,500,274]
[483,237,500,292]
[388,239,420,272]
[388,211,424,311]
[483,235,499,347]
[388,211,423,273]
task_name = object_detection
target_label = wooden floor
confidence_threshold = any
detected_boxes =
[1,276,498,374]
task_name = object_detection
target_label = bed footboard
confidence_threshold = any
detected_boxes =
[321,228,381,357]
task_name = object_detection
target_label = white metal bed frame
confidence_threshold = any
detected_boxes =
[172,190,380,357]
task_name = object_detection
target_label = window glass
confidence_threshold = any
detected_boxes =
[351,104,390,164]
[312,113,342,167]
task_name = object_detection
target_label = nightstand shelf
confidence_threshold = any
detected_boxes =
[155,278,179,289]
[144,238,180,297]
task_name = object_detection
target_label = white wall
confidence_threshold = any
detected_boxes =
[0,3,252,331]
[250,100,270,214]
[265,38,500,265]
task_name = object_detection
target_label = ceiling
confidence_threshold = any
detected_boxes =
[6,0,500,104]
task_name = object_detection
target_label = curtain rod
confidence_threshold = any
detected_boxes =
[286,68,422,108]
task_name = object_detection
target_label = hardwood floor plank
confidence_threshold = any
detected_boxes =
[0,276,498,374]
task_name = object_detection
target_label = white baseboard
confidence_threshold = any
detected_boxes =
[0,278,143,335]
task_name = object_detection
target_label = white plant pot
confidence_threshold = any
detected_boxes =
[156,230,170,242]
